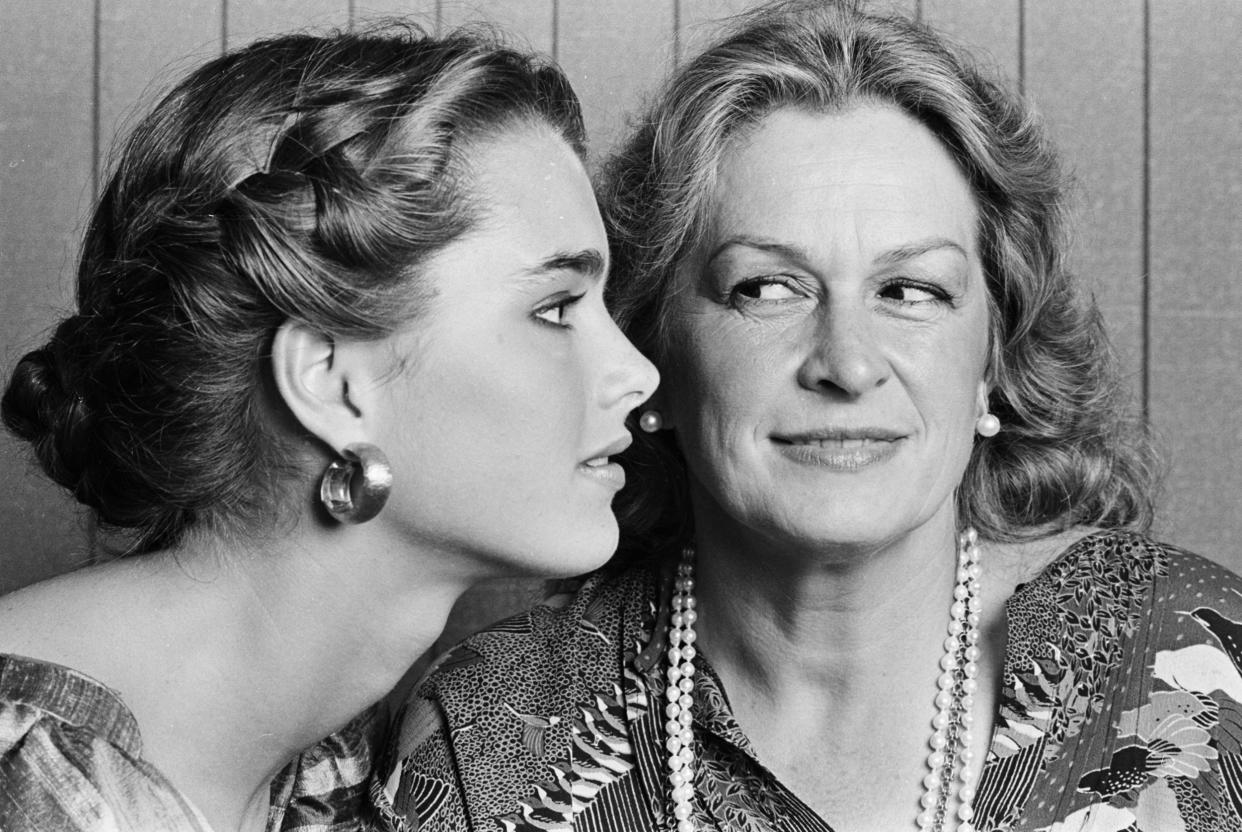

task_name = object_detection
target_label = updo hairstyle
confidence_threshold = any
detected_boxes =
[2,23,586,554]
[604,0,1158,549]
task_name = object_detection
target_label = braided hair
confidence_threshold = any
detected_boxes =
[2,23,586,554]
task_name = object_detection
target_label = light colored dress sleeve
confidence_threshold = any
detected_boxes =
[0,653,211,832]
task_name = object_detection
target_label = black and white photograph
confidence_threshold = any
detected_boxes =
[1,2,1240,830]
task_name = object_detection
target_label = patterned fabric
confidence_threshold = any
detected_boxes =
[270,707,384,832]
[0,653,381,832]
[382,531,1242,831]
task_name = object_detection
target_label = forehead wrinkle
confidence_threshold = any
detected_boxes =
[874,238,971,267]
[705,235,815,270]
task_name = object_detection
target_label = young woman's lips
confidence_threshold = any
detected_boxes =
[770,429,906,471]
[578,458,627,490]
[578,435,633,491]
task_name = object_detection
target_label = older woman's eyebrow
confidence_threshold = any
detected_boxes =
[705,236,812,265]
[516,248,606,283]
[874,238,969,266]
[706,236,969,269]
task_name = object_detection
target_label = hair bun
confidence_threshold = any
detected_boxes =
[2,320,97,504]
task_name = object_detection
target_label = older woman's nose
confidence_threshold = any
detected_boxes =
[796,306,889,396]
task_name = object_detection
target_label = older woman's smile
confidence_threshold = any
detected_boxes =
[770,430,906,470]
[771,426,906,467]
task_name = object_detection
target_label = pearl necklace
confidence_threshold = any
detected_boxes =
[663,528,982,832]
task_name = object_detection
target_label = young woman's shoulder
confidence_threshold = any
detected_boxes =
[0,653,210,832]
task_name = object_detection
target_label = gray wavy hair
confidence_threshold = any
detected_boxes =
[603,0,1158,553]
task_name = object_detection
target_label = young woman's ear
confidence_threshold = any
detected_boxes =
[271,320,380,451]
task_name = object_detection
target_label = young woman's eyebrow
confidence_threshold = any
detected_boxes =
[516,248,606,284]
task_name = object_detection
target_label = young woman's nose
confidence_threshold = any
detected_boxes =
[601,316,660,411]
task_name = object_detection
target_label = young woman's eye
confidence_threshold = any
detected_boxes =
[731,277,804,303]
[533,293,584,328]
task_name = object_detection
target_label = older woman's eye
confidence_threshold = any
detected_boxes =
[879,280,949,305]
[732,277,803,302]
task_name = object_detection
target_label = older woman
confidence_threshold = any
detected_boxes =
[383,3,1242,832]
[0,23,655,832]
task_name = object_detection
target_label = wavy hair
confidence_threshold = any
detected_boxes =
[2,23,586,554]
[603,0,1157,552]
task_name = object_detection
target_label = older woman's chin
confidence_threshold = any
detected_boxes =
[691,464,964,553]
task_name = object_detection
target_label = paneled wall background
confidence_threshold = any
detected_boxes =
[2,1,1240,649]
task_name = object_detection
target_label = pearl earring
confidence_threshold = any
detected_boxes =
[638,410,663,433]
[976,413,1001,438]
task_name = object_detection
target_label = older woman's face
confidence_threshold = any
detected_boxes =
[663,104,990,550]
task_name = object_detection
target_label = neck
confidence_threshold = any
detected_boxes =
[692,505,963,706]
[5,520,476,831]
[681,510,999,832]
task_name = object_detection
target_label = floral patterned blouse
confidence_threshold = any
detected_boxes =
[0,653,381,832]
[379,531,1242,831]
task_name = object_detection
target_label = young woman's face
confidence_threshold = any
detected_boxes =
[371,125,658,577]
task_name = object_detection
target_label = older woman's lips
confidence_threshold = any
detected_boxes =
[771,430,905,470]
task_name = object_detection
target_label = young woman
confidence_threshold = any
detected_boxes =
[0,24,656,832]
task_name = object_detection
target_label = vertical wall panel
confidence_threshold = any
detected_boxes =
[354,1,438,28]
[867,0,918,18]
[98,1,223,182]
[679,0,916,66]
[921,0,1021,85]
[1025,1,1145,381]
[677,0,761,65]
[225,0,351,47]
[0,1,98,592]
[1149,0,1242,563]
[558,0,676,165]
[440,0,553,53]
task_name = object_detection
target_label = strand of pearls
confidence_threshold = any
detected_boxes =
[919,528,982,832]
[664,550,698,832]
[662,531,981,832]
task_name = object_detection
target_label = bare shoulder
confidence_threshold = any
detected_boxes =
[0,571,84,660]
[0,564,134,675]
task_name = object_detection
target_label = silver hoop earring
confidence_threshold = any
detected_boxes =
[975,413,1001,438]
[319,442,392,524]
[638,409,663,433]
